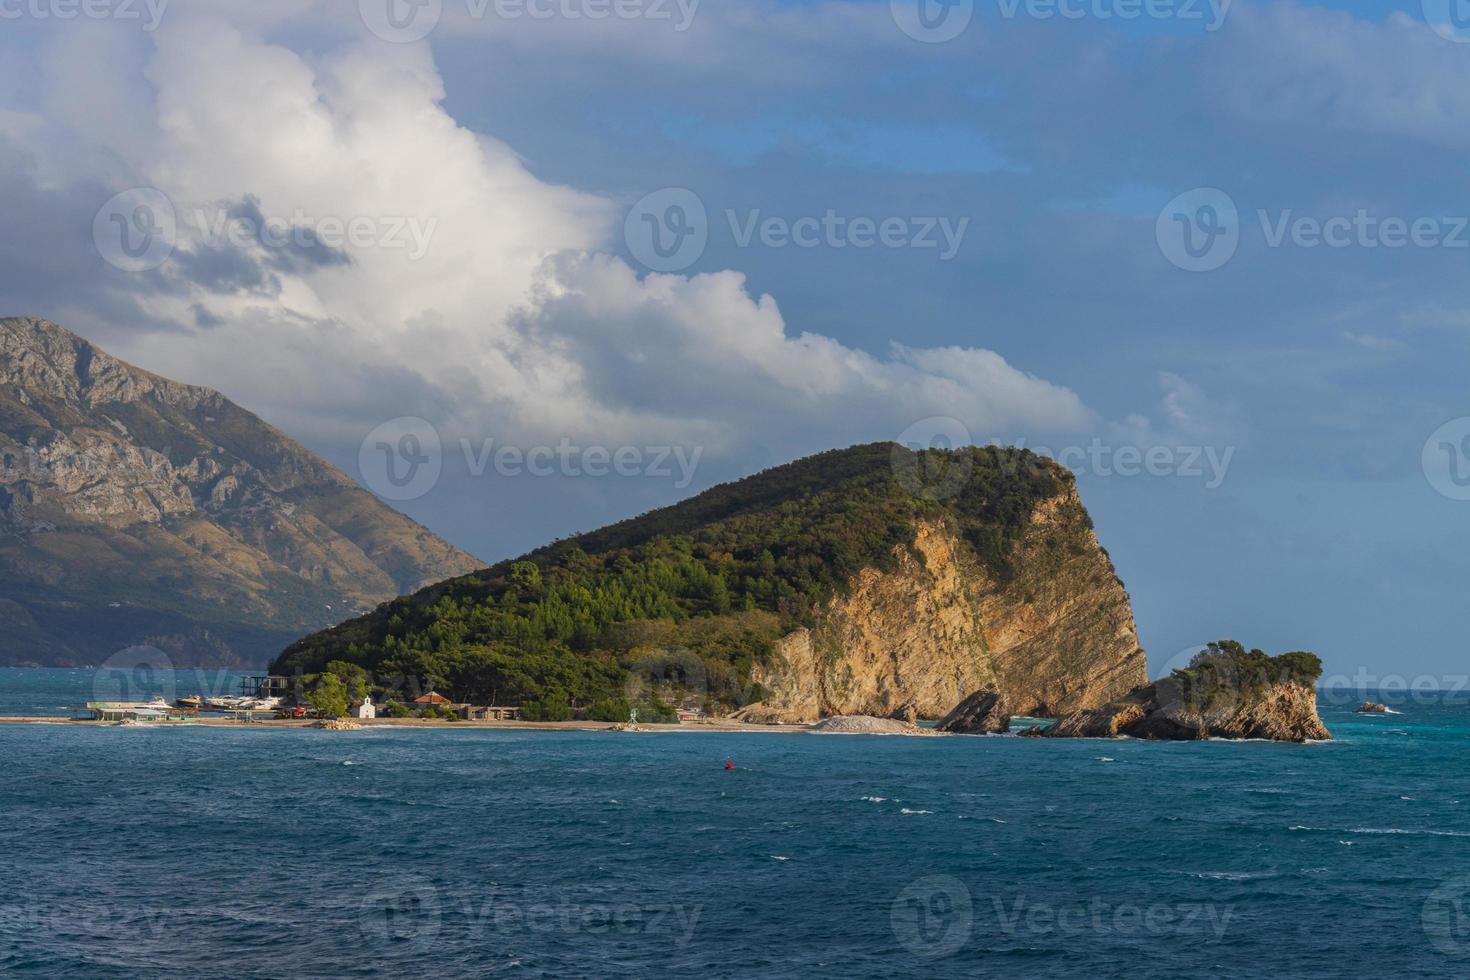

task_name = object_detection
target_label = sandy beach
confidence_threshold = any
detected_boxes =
[0,715,814,733]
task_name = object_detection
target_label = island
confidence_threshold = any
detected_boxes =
[1018,640,1330,742]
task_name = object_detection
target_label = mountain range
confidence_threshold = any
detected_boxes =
[0,316,480,666]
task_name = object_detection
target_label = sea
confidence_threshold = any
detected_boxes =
[1,667,1468,978]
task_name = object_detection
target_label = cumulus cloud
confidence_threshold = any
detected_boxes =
[0,8,1096,470]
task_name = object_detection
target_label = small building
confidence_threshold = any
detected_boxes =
[460,705,522,721]
[676,707,705,723]
[239,674,292,699]
[86,702,187,722]
[356,696,376,720]
[413,691,451,706]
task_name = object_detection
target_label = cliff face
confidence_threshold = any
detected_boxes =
[1028,675,1331,742]
[736,485,1146,723]
[0,316,481,665]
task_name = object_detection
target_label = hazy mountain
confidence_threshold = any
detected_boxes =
[0,316,480,666]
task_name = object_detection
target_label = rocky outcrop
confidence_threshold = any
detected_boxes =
[1356,702,1389,714]
[1031,674,1331,742]
[735,488,1146,724]
[0,316,481,665]
[936,689,1010,734]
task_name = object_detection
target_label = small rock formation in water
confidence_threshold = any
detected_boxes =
[1023,641,1331,743]
[1356,702,1389,714]
[807,715,933,735]
[314,719,362,731]
[935,689,1010,734]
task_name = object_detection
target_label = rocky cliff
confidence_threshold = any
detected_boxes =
[734,485,1145,723]
[1025,642,1331,742]
[275,442,1145,720]
[0,316,480,665]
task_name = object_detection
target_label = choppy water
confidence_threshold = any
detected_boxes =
[2,668,1469,978]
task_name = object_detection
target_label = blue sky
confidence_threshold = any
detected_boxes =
[0,0,1466,683]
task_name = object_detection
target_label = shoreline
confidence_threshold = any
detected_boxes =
[0,715,816,733]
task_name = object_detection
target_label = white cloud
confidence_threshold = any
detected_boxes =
[0,9,1099,470]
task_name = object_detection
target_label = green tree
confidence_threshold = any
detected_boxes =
[306,673,349,719]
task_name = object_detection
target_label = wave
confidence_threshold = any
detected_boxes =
[1291,825,1470,838]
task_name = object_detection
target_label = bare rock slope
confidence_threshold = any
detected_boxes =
[0,316,480,665]
[736,484,1145,724]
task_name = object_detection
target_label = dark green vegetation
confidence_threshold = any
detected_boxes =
[1171,640,1324,709]
[273,443,1069,714]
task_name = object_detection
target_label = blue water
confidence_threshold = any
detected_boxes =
[2,668,1469,978]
